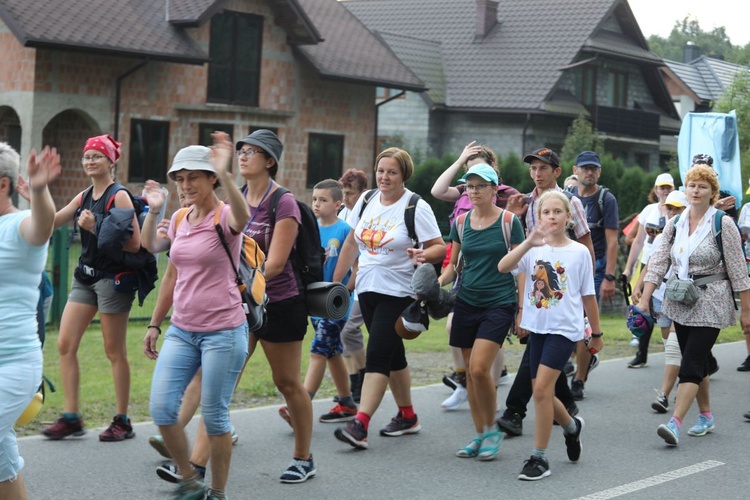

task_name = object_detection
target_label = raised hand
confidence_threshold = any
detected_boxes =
[16,174,30,201]
[210,131,234,175]
[26,146,62,192]
[526,222,550,247]
[457,140,482,165]
[143,180,166,211]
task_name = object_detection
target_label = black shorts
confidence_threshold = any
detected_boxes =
[528,332,576,379]
[254,295,308,343]
[449,299,516,349]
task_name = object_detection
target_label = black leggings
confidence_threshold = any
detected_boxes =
[674,322,720,385]
[358,292,414,376]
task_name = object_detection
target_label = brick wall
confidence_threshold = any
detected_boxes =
[0,31,35,92]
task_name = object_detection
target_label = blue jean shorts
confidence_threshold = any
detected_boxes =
[311,318,348,358]
[149,322,248,435]
[0,349,43,482]
[652,297,673,328]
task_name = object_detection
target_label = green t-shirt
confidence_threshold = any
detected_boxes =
[449,210,525,308]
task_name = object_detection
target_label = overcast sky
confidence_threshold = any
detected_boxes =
[628,0,749,46]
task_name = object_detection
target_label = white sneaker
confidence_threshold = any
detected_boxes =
[629,335,640,347]
[441,385,468,410]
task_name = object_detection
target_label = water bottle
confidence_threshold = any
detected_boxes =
[583,316,592,345]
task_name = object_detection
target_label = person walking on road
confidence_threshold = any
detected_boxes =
[499,191,603,481]
[636,164,750,447]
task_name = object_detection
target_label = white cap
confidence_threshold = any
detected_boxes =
[664,190,687,207]
[654,173,674,187]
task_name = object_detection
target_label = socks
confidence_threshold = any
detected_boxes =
[62,412,79,421]
[339,395,355,408]
[532,447,547,459]
[562,417,577,435]
[209,488,226,500]
[700,411,713,420]
[115,414,129,423]
[671,416,682,429]
[356,412,371,429]
[398,405,416,420]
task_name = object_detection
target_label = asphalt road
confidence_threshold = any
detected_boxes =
[19,341,750,499]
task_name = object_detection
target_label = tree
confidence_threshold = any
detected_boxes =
[559,115,604,168]
[646,17,746,64]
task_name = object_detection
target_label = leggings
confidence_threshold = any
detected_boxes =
[358,292,414,376]
[674,322,720,385]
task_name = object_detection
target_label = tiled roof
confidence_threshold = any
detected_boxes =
[583,30,662,65]
[167,0,218,25]
[666,56,750,102]
[344,0,658,111]
[377,31,444,103]
[295,0,424,90]
[0,0,208,63]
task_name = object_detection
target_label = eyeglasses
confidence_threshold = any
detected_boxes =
[236,148,263,158]
[81,154,107,163]
[465,183,491,191]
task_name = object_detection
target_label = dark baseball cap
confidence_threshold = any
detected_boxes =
[236,129,283,165]
[523,148,560,168]
[691,153,713,166]
[575,151,601,168]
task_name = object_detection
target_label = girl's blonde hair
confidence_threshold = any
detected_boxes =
[536,190,574,230]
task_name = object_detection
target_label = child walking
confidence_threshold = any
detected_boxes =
[498,191,603,480]
[300,179,355,422]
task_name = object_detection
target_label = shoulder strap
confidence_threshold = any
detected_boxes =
[456,212,469,243]
[404,193,421,247]
[174,208,190,231]
[670,214,681,245]
[714,210,725,256]
[268,187,289,227]
[597,186,608,214]
[104,183,128,212]
[501,209,514,250]
[213,202,242,285]
[78,186,94,207]
[358,189,379,219]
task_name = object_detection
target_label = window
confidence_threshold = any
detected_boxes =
[608,71,628,108]
[208,11,263,106]
[129,120,169,182]
[307,134,344,188]
[199,123,234,146]
[574,66,596,106]
[634,153,650,169]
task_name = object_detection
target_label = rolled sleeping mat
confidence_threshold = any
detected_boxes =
[306,282,351,320]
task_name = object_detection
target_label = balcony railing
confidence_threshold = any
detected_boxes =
[588,105,660,140]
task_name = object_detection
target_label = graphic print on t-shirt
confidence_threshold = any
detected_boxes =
[530,259,568,309]
[356,216,396,255]
[325,236,341,261]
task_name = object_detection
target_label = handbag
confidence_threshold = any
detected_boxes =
[214,205,267,332]
[664,275,699,305]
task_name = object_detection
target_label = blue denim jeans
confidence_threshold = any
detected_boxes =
[0,349,42,482]
[149,322,249,435]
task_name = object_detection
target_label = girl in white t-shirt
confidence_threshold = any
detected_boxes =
[498,191,603,481]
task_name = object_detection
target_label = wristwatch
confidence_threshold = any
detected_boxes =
[604,274,616,282]
[591,332,603,338]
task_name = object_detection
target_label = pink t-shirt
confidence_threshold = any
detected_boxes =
[168,203,246,332]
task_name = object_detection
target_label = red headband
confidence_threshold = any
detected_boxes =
[83,134,121,163]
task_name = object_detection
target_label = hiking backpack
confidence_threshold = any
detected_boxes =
[268,187,325,290]
[571,185,611,229]
[358,189,422,247]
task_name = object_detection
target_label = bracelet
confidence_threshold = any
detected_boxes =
[591,332,603,338]
[147,325,162,335]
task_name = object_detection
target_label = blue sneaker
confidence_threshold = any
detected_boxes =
[657,419,679,446]
[173,480,207,500]
[687,414,715,436]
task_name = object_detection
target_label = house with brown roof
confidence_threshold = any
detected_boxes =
[0,0,423,210]
[344,0,681,170]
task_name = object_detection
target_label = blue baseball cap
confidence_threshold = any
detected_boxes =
[575,151,601,168]
[459,163,498,184]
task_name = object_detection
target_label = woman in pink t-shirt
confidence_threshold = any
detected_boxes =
[141,133,250,499]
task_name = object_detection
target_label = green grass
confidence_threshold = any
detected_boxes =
[22,311,745,437]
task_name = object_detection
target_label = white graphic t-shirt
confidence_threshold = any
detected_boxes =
[347,189,441,297]
[516,241,595,341]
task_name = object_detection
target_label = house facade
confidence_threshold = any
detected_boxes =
[345,0,681,170]
[0,0,423,212]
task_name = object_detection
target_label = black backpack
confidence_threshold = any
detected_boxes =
[269,186,325,290]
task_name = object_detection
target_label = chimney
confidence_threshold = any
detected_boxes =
[683,42,700,63]
[475,0,498,39]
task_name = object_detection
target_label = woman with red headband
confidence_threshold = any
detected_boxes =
[41,134,143,442]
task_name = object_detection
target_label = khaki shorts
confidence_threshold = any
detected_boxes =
[68,277,135,314]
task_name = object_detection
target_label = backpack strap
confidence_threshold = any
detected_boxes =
[713,210,725,256]
[173,208,190,232]
[357,189,379,219]
[456,212,469,244]
[268,186,289,227]
[104,183,128,211]
[500,209,515,250]
[404,193,421,248]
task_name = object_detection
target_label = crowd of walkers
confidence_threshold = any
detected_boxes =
[2,132,750,499]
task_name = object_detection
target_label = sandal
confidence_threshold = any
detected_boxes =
[477,429,503,461]
[456,436,482,458]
